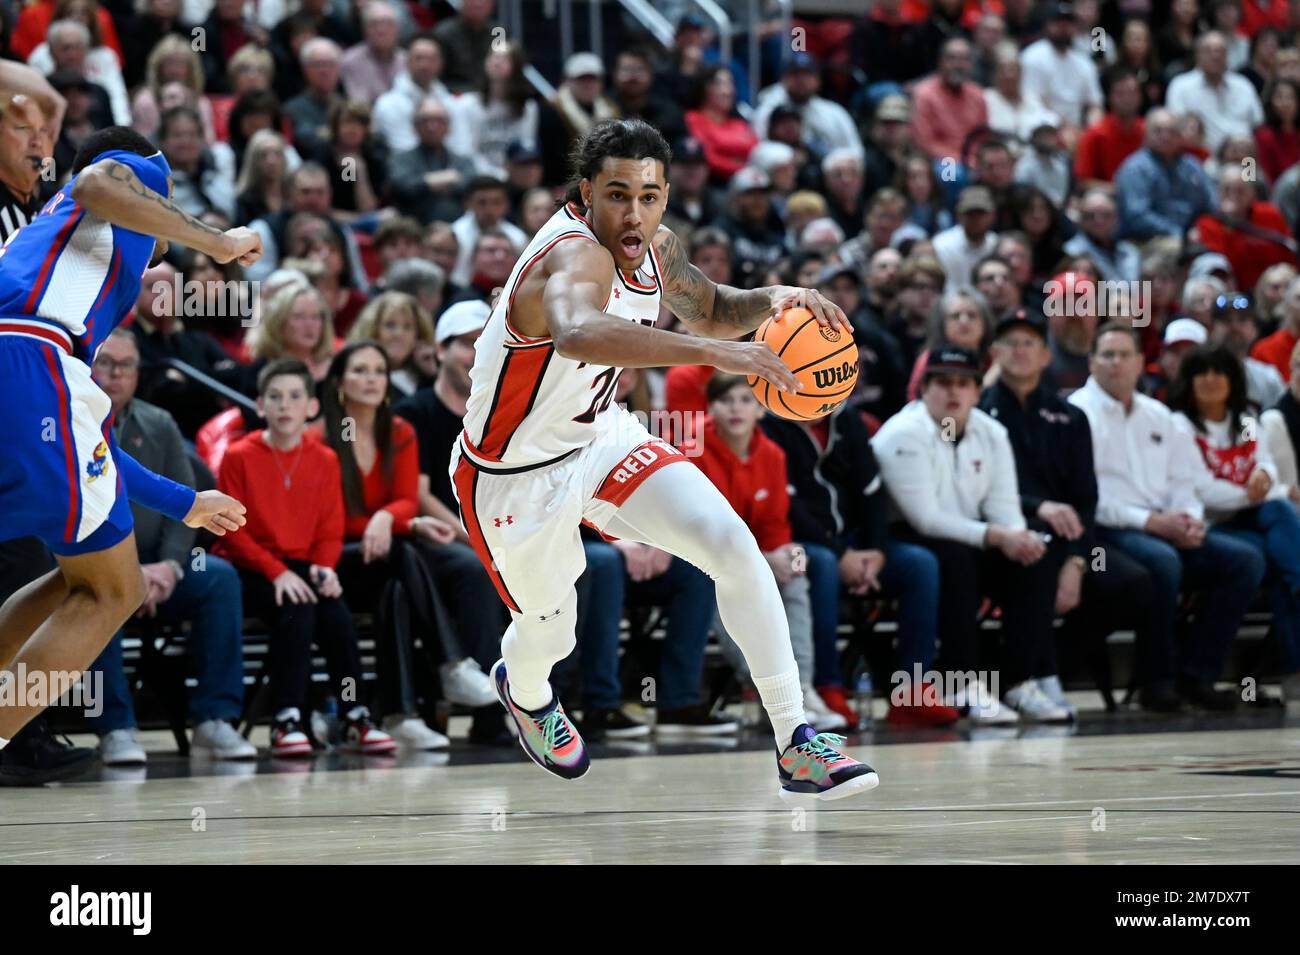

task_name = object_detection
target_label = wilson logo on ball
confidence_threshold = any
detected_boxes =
[819,326,841,342]
[812,361,856,389]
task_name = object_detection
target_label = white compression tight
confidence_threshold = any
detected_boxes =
[502,462,804,744]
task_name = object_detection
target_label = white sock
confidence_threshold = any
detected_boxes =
[754,669,805,749]
[0,735,8,751]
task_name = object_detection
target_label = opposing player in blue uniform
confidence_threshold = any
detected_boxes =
[0,127,259,750]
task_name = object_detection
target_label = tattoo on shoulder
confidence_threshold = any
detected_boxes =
[653,226,715,324]
[103,160,224,237]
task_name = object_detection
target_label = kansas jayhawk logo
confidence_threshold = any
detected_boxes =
[85,440,110,483]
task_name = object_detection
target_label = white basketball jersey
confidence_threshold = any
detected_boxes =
[459,202,663,470]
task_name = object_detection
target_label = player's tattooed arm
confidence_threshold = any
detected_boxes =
[70,160,262,265]
[652,226,853,338]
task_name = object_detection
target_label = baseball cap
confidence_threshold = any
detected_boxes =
[729,165,771,195]
[956,185,996,214]
[563,52,605,79]
[875,95,911,123]
[925,346,982,378]
[672,137,707,164]
[994,307,1048,341]
[1188,252,1234,281]
[436,300,490,344]
[786,52,820,73]
[1163,317,1208,347]
[816,261,859,286]
[505,139,542,164]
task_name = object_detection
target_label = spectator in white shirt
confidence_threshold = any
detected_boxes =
[1069,323,1265,710]
[873,346,1066,724]
[1165,30,1264,152]
[34,18,130,126]
[1169,345,1300,701]
[932,185,1000,293]
[1019,3,1103,131]
[751,53,863,156]
[372,32,453,154]
[450,176,526,286]
[984,40,1060,146]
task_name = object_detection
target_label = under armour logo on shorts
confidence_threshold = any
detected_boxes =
[493,515,514,527]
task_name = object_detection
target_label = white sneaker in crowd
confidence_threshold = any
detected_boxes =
[99,728,147,766]
[439,658,498,707]
[954,678,1019,725]
[383,715,450,750]
[191,719,257,760]
[1005,679,1072,723]
[1035,675,1078,721]
[802,686,848,731]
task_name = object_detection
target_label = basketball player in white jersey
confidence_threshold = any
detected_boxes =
[450,119,877,803]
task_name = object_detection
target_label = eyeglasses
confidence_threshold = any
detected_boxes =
[93,357,139,375]
[1214,294,1251,316]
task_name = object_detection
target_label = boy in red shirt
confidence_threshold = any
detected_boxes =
[217,359,395,758]
[688,374,844,730]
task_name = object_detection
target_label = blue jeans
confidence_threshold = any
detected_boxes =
[801,541,940,686]
[577,540,717,711]
[1099,526,1265,684]
[89,555,246,734]
[1216,500,1300,673]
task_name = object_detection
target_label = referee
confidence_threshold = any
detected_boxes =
[0,71,97,786]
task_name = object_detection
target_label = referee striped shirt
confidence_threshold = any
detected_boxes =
[0,183,40,243]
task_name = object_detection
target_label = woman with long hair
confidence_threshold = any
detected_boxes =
[346,291,435,396]
[131,33,215,142]
[906,289,994,399]
[308,99,387,223]
[1117,18,1164,107]
[287,214,368,336]
[1255,78,1300,182]
[318,341,501,749]
[684,66,758,183]
[242,278,336,392]
[895,152,953,236]
[445,42,538,179]
[233,127,289,226]
[1170,344,1300,701]
[1008,184,1072,284]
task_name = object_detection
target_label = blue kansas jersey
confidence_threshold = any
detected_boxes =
[0,149,171,362]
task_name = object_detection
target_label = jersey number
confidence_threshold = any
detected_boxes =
[574,367,620,424]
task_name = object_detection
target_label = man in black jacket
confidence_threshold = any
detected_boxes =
[762,405,957,726]
[979,309,1169,712]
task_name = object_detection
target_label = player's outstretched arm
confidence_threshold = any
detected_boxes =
[70,159,262,265]
[652,226,852,340]
[541,239,800,392]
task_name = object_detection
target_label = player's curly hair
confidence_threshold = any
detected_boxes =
[71,126,160,175]
[562,118,672,207]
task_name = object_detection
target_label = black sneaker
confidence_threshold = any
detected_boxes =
[1138,683,1184,714]
[0,717,97,787]
[583,707,651,739]
[1177,677,1238,712]
[655,704,740,736]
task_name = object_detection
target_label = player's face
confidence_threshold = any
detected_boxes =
[708,383,762,440]
[582,157,668,272]
[259,375,315,437]
[339,346,390,409]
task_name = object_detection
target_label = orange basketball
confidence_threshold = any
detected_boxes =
[747,307,858,420]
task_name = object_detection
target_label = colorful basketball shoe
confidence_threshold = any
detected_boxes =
[489,659,590,780]
[777,725,879,804]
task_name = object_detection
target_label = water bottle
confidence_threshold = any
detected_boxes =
[853,669,874,731]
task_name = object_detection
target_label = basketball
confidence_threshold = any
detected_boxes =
[747,307,859,420]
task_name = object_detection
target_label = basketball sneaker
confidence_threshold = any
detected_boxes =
[271,709,314,758]
[489,659,590,780]
[777,725,880,804]
[340,708,398,755]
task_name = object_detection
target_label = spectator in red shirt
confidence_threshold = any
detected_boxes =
[216,358,396,758]
[318,341,500,748]
[1254,78,1300,181]
[690,373,843,728]
[1074,67,1146,190]
[911,36,989,161]
[1253,274,1300,380]
[1193,165,1295,291]
[684,66,757,183]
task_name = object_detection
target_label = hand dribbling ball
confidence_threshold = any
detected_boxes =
[747,307,859,420]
